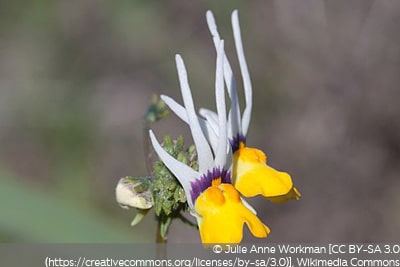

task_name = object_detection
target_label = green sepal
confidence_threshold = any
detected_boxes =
[159,215,172,240]
[130,209,150,227]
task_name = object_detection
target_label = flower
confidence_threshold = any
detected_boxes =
[150,40,270,244]
[198,10,301,204]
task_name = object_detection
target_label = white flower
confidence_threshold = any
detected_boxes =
[163,10,300,202]
[150,37,269,244]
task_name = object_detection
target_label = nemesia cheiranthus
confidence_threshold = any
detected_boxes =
[116,9,301,243]
[198,10,301,203]
[149,41,270,244]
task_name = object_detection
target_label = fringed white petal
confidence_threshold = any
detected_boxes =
[161,95,218,155]
[206,11,220,39]
[199,108,219,134]
[175,54,214,173]
[160,95,187,123]
[207,11,241,138]
[214,40,228,168]
[200,119,219,156]
[232,10,253,137]
[149,130,199,209]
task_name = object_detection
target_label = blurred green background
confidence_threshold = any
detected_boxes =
[1,1,400,243]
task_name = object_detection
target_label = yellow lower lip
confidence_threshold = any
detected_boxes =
[194,183,270,244]
[232,145,300,201]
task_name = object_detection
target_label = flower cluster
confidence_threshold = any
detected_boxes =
[149,10,300,244]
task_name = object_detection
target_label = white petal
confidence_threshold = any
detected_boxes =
[206,11,220,39]
[199,119,219,156]
[175,55,214,173]
[226,91,241,139]
[199,108,218,134]
[160,94,188,123]
[161,95,218,156]
[241,197,257,215]
[198,108,226,159]
[149,130,199,209]
[225,145,233,171]
[199,108,232,159]
[232,10,253,137]
[207,11,241,138]
[227,111,233,140]
[214,40,228,167]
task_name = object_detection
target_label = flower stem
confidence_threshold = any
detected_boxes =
[156,219,167,260]
[143,121,153,176]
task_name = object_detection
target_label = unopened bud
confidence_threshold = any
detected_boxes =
[115,176,153,210]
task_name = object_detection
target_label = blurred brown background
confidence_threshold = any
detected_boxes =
[0,0,399,242]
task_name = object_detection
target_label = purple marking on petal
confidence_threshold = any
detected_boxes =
[230,133,246,153]
[190,166,232,203]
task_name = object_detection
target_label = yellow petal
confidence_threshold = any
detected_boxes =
[267,187,301,204]
[195,183,270,244]
[233,146,301,202]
